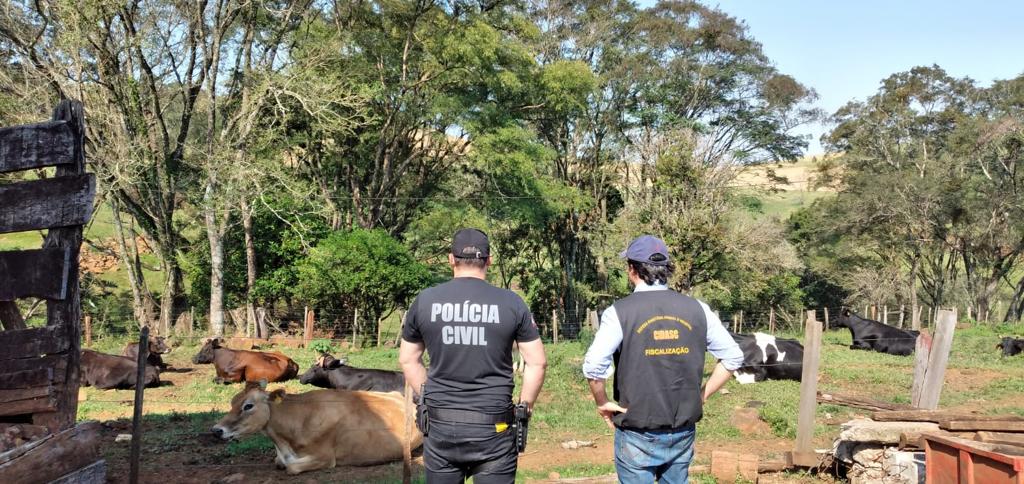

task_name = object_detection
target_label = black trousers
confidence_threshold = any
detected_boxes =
[422,419,518,484]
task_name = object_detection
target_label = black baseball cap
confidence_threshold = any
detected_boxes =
[619,235,670,266]
[451,228,490,259]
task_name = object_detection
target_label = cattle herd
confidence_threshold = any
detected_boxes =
[76,313,1023,474]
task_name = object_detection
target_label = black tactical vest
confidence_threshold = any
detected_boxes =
[612,290,708,430]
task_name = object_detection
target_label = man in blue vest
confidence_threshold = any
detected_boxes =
[583,235,744,483]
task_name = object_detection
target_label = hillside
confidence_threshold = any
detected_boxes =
[732,156,837,219]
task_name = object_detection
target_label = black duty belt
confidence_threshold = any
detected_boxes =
[428,407,514,425]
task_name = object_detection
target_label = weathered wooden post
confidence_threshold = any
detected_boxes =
[769,307,776,334]
[882,305,888,325]
[911,330,932,407]
[823,307,829,331]
[84,315,92,347]
[899,305,905,328]
[129,326,149,484]
[916,310,956,410]
[552,309,559,344]
[303,306,314,347]
[792,310,823,467]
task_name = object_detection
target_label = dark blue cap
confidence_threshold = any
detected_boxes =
[452,228,490,259]
[619,235,670,266]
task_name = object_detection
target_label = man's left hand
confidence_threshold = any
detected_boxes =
[595,401,627,429]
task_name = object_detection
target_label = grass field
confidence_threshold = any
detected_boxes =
[78,321,1024,482]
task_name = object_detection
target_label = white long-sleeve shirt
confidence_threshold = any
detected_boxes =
[582,282,745,380]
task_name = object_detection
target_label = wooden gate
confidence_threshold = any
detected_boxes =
[0,100,103,482]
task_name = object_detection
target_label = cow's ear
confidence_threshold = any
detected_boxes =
[269,389,286,403]
[244,381,261,391]
[843,309,851,316]
[328,359,343,369]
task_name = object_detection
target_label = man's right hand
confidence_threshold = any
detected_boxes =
[596,401,627,429]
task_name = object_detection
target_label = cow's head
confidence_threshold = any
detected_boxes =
[997,337,1024,357]
[298,353,347,386]
[211,381,281,440]
[148,336,171,355]
[832,309,854,328]
[193,338,222,364]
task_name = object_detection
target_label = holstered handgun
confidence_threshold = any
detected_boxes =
[416,384,429,436]
[513,403,530,453]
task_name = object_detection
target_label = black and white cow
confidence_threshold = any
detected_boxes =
[729,332,803,383]
[997,337,1024,357]
[298,353,406,394]
[833,309,919,356]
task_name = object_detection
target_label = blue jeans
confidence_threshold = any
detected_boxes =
[614,425,696,484]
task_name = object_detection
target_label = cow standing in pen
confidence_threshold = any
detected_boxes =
[833,309,920,356]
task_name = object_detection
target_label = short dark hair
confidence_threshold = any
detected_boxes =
[454,255,488,269]
[628,257,675,286]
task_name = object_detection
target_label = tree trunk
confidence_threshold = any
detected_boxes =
[205,183,227,338]
[111,199,157,328]
[1006,276,1024,322]
[159,260,184,337]
[241,198,263,338]
[910,254,921,330]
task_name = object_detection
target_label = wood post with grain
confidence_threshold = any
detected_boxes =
[792,310,823,467]
[0,101,103,482]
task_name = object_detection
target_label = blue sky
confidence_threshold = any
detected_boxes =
[642,0,1024,154]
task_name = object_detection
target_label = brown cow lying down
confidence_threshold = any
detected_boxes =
[123,335,172,370]
[212,383,423,474]
[193,338,299,384]
[81,349,160,389]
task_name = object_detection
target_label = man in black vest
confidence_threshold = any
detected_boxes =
[399,228,547,483]
[583,235,744,483]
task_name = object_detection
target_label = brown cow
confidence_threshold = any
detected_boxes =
[80,349,160,389]
[192,338,299,384]
[212,382,422,474]
[123,335,172,370]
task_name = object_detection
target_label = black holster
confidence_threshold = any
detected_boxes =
[513,403,530,453]
[416,385,429,436]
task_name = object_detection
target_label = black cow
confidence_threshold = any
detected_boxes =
[833,309,919,356]
[729,332,803,383]
[997,337,1024,356]
[298,353,406,394]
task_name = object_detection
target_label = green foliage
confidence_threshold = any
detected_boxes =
[294,228,435,321]
[308,339,336,355]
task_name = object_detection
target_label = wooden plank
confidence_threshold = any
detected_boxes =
[976,431,1024,447]
[0,302,26,330]
[794,311,822,459]
[899,430,975,449]
[0,248,70,301]
[50,459,105,484]
[0,326,69,361]
[817,392,916,411]
[940,420,1024,432]
[0,395,56,416]
[874,410,1024,423]
[0,174,95,234]
[0,421,101,484]
[0,386,51,404]
[0,121,74,174]
[910,330,931,406]
[0,369,51,390]
[918,310,956,410]
[1,355,67,375]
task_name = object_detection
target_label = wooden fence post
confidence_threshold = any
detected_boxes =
[882,305,888,325]
[588,309,599,331]
[769,307,775,334]
[352,307,359,348]
[83,315,92,347]
[823,307,829,331]
[303,307,314,347]
[966,306,972,321]
[792,310,823,467]
[736,310,743,333]
[899,305,905,328]
[911,330,932,407]
[377,314,384,347]
[552,310,559,345]
[864,304,869,317]
[129,326,149,484]
[917,310,957,410]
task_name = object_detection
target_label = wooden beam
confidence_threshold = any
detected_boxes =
[0,396,56,417]
[0,302,26,330]
[0,121,74,174]
[0,421,102,484]
[917,310,956,410]
[0,174,95,235]
[793,310,822,466]
[874,410,1024,423]
[910,330,931,406]
[975,431,1024,447]
[940,420,1024,432]
[0,326,69,361]
[817,392,916,412]
[0,369,52,390]
[899,430,975,450]
[0,248,71,301]
[1,355,67,376]
[0,386,51,404]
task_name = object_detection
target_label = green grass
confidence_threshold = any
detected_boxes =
[78,323,1024,482]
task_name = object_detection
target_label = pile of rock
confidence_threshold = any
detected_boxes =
[832,419,932,484]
